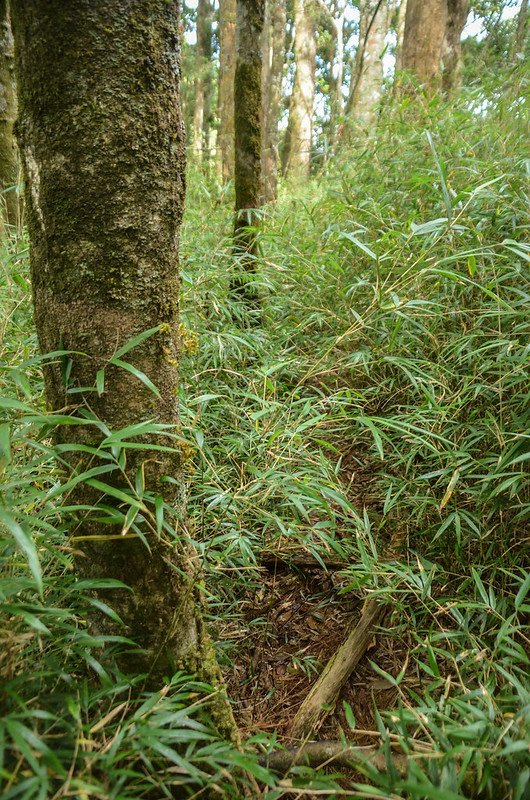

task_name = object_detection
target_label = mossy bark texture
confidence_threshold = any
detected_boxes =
[261,0,286,202]
[283,0,316,180]
[218,0,236,182]
[193,0,214,162]
[10,0,238,733]
[233,0,264,308]
[0,1,18,228]
[401,0,448,89]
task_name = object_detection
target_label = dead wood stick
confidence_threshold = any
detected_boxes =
[289,597,386,738]
[259,551,348,571]
[259,740,407,774]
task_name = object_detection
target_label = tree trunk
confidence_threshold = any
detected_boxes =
[401,0,448,89]
[283,0,316,180]
[512,0,528,61]
[395,0,407,73]
[10,0,238,737]
[442,0,468,95]
[234,0,264,263]
[261,0,286,202]
[193,0,213,162]
[0,1,18,229]
[328,11,345,147]
[347,0,391,129]
[218,0,236,182]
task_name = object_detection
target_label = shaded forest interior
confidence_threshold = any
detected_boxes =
[0,1,529,799]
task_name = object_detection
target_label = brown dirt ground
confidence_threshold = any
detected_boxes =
[219,448,415,746]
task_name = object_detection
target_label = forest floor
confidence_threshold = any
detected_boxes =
[1,75,529,799]
[221,452,407,744]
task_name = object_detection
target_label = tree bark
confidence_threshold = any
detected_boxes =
[10,0,238,737]
[234,0,264,297]
[329,11,345,145]
[193,0,213,162]
[218,0,236,182]
[442,0,468,95]
[395,0,407,73]
[261,0,286,202]
[0,1,18,229]
[401,0,448,89]
[283,0,316,180]
[347,0,391,129]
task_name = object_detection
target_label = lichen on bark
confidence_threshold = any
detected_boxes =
[233,0,264,308]
[10,0,239,741]
[0,1,19,229]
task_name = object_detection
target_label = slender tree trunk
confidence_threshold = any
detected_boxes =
[512,0,528,61]
[0,1,18,229]
[283,0,316,180]
[193,0,213,161]
[442,0,468,95]
[233,0,264,307]
[328,12,345,146]
[218,0,236,182]
[401,0,448,89]
[10,0,238,737]
[347,0,391,128]
[395,0,407,73]
[261,0,286,202]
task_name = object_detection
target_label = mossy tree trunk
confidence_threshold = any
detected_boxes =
[0,1,18,229]
[283,0,316,180]
[218,0,236,183]
[10,0,238,736]
[233,0,264,308]
[261,0,286,202]
[193,0,213,163]
[442,0,468,95]
[401,0,448,90]
[347,0,391,130]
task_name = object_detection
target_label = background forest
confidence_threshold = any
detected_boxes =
[0,1,529,799]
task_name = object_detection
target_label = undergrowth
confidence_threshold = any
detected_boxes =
[1,69,529,798]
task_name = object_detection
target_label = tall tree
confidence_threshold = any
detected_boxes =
[442,0,469,95]
[218,0,236,182]
[233,0,265,305]
[401,0,448,88]
[261,0,286,202]
[10,0,238,735]
[0,1,18,229]
[347,0,391,128]
[193,0,214,161]
[395,0,407,73]
[283,0,316,180]
[314,0,346,148]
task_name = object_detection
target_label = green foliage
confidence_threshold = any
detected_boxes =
[1,63,529,798]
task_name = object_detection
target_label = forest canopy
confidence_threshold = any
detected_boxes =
[0,1,529,799]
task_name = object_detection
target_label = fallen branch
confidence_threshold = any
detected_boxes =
[259,740,407,774]
[259,551,348,571]
[289,597,386,738]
